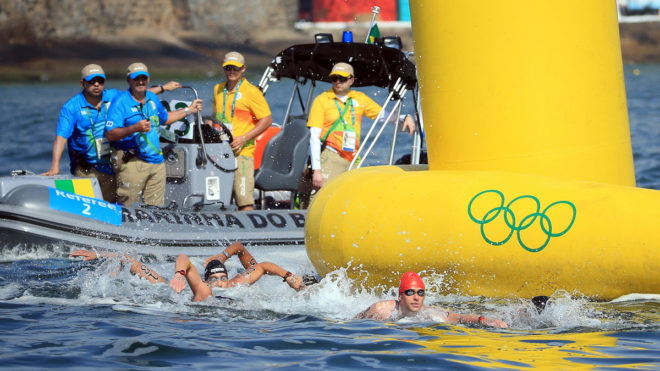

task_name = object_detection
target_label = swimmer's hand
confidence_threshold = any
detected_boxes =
[70,250,98,261]
[169,272,187,293]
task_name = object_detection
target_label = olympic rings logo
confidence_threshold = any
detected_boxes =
[467,190,576,252]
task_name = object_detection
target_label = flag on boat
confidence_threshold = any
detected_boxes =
[368,24,380,44]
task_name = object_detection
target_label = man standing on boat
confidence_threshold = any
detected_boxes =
[356,271,508,327]
[105,62,202,206]
[212,51,273,211]
[301,62,416,207]
[42,64,182,203]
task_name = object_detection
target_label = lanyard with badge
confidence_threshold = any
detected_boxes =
[221,78,243,130]
[85,103,111,159]
[137,101,163,155]
[334,98,356,152]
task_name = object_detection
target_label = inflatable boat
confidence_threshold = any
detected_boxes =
[1,40,425,256]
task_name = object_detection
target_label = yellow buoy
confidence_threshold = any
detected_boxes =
[305,1,660,300]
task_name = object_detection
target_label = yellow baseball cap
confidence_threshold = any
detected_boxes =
[223,51,245,68]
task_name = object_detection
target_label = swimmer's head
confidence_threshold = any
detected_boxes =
[532,295,550,314]
[399,271,425,294]
[204,260,228,281]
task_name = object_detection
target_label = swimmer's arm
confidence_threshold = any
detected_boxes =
[258,262,303,291]
[170,254,211,302]
[70,250,166,284]
[444,311,509,329]
[204,241,258,270]
[355,301,395,321]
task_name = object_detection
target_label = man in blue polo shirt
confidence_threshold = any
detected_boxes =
[42,64,182,203]
[105,62,203,207]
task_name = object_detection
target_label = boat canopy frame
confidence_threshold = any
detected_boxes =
[258,42,426,166]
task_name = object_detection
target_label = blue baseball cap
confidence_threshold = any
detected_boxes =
[126,62,150,79]
[81,64,106,81]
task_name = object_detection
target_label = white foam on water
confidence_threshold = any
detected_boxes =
[610,293,660,303]
[3,243,653,330]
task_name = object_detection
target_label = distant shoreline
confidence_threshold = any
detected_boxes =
[1,21,659,83]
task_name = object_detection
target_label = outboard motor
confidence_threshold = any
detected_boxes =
[160,87,237,210]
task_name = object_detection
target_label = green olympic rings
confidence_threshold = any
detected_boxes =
[467,189,577,252]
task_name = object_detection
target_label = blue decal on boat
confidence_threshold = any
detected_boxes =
[48,187,122,226]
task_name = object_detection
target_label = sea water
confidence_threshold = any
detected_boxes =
[0,67,658,369]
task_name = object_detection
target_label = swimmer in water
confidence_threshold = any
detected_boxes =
[71,241,307,302]
[355,271,509,328]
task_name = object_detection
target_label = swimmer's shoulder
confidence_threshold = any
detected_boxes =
[356,299,397,320]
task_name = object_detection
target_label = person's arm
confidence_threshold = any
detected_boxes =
[163,99,202,125]
[355,300,396,320]
[230,115,272,154]
[148,81,182,95]
[70,250,166,284]
[226,261,304,291]
[307,96,325,189]
[105,121,151,141]
[309,127,324,189]
[445,311,508,328]
[41,136,68,175]
[170,253,212,302]
[204,241,257,269]
[105,103,151,142]
[362,94,414,135]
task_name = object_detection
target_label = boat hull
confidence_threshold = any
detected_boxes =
[1,184,305,256]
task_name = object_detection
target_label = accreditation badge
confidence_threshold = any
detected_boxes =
[342,130,356,152]
[95,137,111,159]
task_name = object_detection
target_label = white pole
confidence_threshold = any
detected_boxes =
[365,6,381,43]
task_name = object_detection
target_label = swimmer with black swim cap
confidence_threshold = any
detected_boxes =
[169,241,309,301]
[71,241,310,303]
[204,259,228,282]
[355,271,508,328]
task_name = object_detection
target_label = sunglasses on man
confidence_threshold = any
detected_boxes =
[224,65,242,72]
[330,75,351,83]
[402,289,425,297]
[86,77,105,85]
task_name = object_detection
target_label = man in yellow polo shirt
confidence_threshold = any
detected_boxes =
[302,62,415,207]
[212,52,272,211]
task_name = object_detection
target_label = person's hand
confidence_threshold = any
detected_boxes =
[481,316,508,329]
[41,167,60,176]
[312,169,323,189]
[132,119,151,133]
[402,115,415,135]
[285,273,304,291]
[169,272,187,293]
[230,135,247,154]
[70,250,98,261]
[162,81,182,92]
[188,99,203,115]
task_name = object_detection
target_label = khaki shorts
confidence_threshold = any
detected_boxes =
[233,155,255,208]
[319,147,351,184]
[298,147,351,208]
[115,158,166,207]
[73,165,116,203]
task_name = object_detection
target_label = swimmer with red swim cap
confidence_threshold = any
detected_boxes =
[355,271,508,328]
